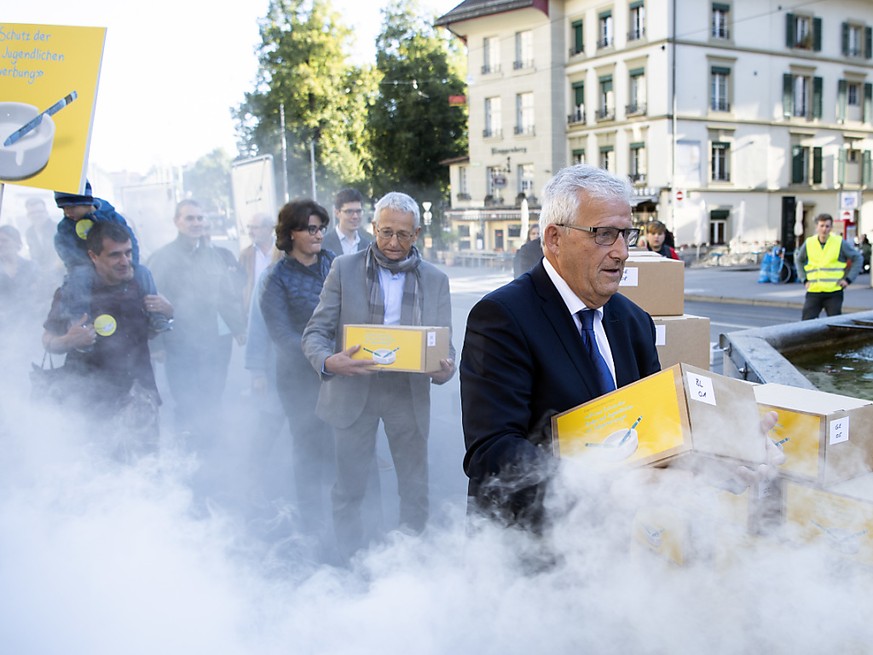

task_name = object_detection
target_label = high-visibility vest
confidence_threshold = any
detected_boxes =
[804,234,847,293]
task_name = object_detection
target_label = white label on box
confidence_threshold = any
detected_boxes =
[829,417,850,445]
[427,331,436,347]
[686,372,716,406]
[619,267,639,287]
[655,324,667,346]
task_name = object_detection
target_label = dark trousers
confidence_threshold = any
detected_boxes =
[332,373,429,560]
[801,289,844,320]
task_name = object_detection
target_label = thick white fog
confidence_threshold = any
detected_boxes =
[2,276,873,654]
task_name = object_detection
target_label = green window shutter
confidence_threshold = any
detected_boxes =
[838,149,847,185]
[813,17,822,52]
[813,147,823,184]
[867,27,873,59]
[783,74,793,117]
[572,20,584,53]
[865,151,872,186]
[865,83,873,123]
[792,145,804,183]
[712,3,730,10]
[630,0,644,8]
[573,82,585,106]
[842,23,850,56]
[813,77,823,118]
[786,14,795,48]
[711,66,731,75]
[838,80,848,121]
[628,67,645,77]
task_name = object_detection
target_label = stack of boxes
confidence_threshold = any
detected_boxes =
[619,250,711,370]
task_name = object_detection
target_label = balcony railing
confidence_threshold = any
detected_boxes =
[567,107,585,125]
[456,192,472,201]
[626,102,646,116]
[480,63,501,75]
[712,26,730,39]
[629,172,647,184]
[627,27,645,41]
[482,128,503,139]
[513,124,536,136]
[513,59,534,70]
[597,36,613,49]
[568,46,584,57]
[710,100,731,112]
[596,107,615,121]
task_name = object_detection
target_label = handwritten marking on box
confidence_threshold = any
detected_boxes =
[620,267,639,287]
[427,331,436,347]
[655,324,667,346]
[685,372,716,406]
[829,417,850,445]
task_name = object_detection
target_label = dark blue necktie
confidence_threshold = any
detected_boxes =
[578,309,616,395]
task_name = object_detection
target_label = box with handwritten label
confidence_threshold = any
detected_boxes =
[652,314,711,370]
[551,363,767,468]
[619,251,685,316]
[343,324,450,373]
[753,383,873,487]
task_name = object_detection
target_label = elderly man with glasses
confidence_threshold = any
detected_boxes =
[148,199,246,443]
[460,164,660,531]
[302,191,455,560]
[323,188,373,257]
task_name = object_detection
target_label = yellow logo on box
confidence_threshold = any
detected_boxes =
[348,326,425,370]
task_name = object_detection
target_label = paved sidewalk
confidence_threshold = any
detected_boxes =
[684,265,873,312]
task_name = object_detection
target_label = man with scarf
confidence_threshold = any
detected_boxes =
[302,191,455,559]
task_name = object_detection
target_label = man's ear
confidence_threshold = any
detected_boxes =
[542,223,561,255]
[87,249,98,264]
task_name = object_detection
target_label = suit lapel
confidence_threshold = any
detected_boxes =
[602,298,637,388]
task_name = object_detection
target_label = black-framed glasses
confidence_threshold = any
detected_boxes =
[375,228,416,243]
[555,224,640,247]
[297,224,328,235]
[341,208,364,216]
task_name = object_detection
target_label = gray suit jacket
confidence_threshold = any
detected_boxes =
[322,228,372,257]
[302,249,455,433]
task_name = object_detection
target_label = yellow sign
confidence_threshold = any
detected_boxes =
[0,23,106,193]
[93,313,117,337]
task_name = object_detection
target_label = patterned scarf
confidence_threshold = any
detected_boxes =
[366,243,423,326]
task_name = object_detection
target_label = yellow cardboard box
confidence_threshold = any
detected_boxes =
[653,314,711,370]
[552,363,766,467]
[619,251,685,316]
[753,383,873,487]
[343,324,450,373]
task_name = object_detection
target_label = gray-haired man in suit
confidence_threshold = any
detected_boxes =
[302,191,455,559]
[322,188,373,256]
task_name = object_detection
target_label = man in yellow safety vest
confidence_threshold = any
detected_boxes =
[794,213,862,320]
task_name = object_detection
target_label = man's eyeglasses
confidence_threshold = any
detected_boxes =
[341,208,364,216]
[375,228,416,243]
[555,224,641,247]
[183,215,206,222]
[298,224,328,236]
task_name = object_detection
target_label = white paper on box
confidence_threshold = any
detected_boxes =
[620,267,639,287]
[829,417,850,445]
[427,331,436,347]
[655,324,667,346]
[686,372,716,406]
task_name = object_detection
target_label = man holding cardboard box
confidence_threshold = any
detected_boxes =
[302,191,455,559]
[460,164,660,529]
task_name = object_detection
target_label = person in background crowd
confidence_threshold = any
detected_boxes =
[642,220,680,260]
[858,234,871,274]
[0,225,42,337]
[794,213,862,320]
[322,188,372,256]
[513,224,542,278]
[302,191,455,560]
[148,199,246,442]
[239,211,280,326]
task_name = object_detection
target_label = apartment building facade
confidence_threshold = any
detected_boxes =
[436,0,873,255]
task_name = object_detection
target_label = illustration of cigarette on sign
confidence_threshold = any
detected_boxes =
[0,24,106,194]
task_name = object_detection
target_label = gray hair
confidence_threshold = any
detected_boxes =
[373,191,420,228]
[539,165,632,233]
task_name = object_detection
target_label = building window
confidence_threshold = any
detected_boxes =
[569,81,585,124]
[710,209,728,245]
[783,73,822,120]
[629,142,646,183]
[786,13,821,51]
[486,166,507,202]
[572,149,586,165]
[628,2,645,41]
[711,141,730,182]
[570,19,584,56]
[712,3,730,39]
[517,163,535,195]
[598,75,614,120]
[457,166,470,200]
[514,30,533,70]
[600,146,613,172]
[598,11,613,49]
[484,96,502,138]
[842,22,873,59]
[515,92,535,135]
[627,68,646,115]
[838,80,866,123]
[482,36,500,74]
[791,145,823,185]
[838,147,872,186]
[710,66,730,112]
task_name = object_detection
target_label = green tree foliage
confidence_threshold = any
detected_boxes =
[183,148,232,215]
[232,0,372,202]
[367,0,468,214]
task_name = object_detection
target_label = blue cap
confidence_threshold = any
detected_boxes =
[54,180,94,208]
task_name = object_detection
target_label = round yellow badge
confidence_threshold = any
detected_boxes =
[75,219,94,240]
[93,314,117,337]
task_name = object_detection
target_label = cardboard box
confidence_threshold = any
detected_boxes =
[343,324,450,373]
[754,384,873,487]
[619,250,685,316]
[552,363,766,468]
[653,314,711,370]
